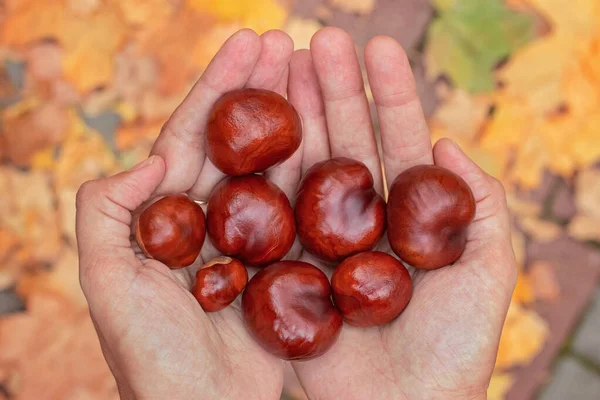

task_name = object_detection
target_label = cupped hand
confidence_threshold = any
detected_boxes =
[287,28,517,400]
[75,29,299,399]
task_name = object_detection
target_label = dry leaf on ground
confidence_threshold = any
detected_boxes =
[488,373,514,400]
[329,0,375,15]
[495,302,549,369]
[284,17,322,50]
[519,217,562,242]
[527,260,560,302]
[0,292,118,399]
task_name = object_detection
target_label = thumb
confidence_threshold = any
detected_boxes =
[76,155,166,289]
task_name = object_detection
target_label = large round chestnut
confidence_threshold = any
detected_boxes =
[387,165,476,270]
[135,195,205,269]
[295,157,386,263]
[206,88,302,176]
[192,256,248,312]
[242,261,342,360]
[331,251,412,327]
[207,174,295,266]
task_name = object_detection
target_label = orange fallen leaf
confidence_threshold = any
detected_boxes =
[528,260,560,302]
[109,0,174,27]
[137,7,218,96]
[0,167,61,268]
[18,247,87,309]
[0,292,118,399]
[116,119,164,151]
[495,302,548,369]
[1,0,128,92]
[284,17,323,51]
[1,99,67,167]
[513,271,535,304]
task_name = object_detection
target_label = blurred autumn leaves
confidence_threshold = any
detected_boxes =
[0,0,599,399]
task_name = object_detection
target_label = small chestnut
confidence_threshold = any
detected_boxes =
[207,174,296,266]
[135,195,206,269]
[206,88,302,176]
[331,251,412,327]
[192,256,248,312]
[242,261,342,360]
[387,165,476,270]
[295,157,386,263]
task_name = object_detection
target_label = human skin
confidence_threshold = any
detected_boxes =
[76,27,516,400]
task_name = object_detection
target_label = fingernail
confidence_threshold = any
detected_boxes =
[130,156,156,171]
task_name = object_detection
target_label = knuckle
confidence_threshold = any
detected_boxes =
[76,179,102,209]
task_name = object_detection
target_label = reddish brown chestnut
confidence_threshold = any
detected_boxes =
[242,261,342,360]
[192,256,248,312]
[387,165,476,270]
[295,157,386,263]
[331,251,412,327]
[135,195,206,269]
[206,88,302,176]
[207,174,295,266]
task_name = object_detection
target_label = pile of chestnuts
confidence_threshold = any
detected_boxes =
[134,88,476,361]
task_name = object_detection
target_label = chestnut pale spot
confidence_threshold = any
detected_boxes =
[207,175,296,266]
[295,157,386,263]
[135,195,206,269]
[331,251,413,327]
[206,88,302,176]
[242,261,342,360]
[387,165,476,270]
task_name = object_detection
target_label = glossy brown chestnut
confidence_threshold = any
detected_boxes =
[295,157,386,263]
[206,88,302,176]
[241,260,342,360]
[135,195,206,269]
[192,256,248,312]
[207,174,296,266]
[387,165,476,270]
[331,251,412,327]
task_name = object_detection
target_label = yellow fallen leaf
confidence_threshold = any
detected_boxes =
[495,302,548,369]
[284,17,323,50]
[488,373,514,400]
[574,168,600,218]
[523,0,599,38]
[519,216,562,242]
[329,0,375,15]
[187,0,288,34]
[431,89,492,142]
[568,215,600,241]
[506,193,541,218]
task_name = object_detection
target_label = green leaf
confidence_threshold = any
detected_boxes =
[426,0,534,93]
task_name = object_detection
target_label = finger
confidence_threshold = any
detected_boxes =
[287,49,330,174]
[433,138,517,293]
[246,30,294,95]
[151,29,262,195]
[76,156,166,288]
[364,36,433,187]
[310,27,383,192]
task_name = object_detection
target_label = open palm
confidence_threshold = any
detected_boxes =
[76,27,516,400]
[288,28,516,400]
